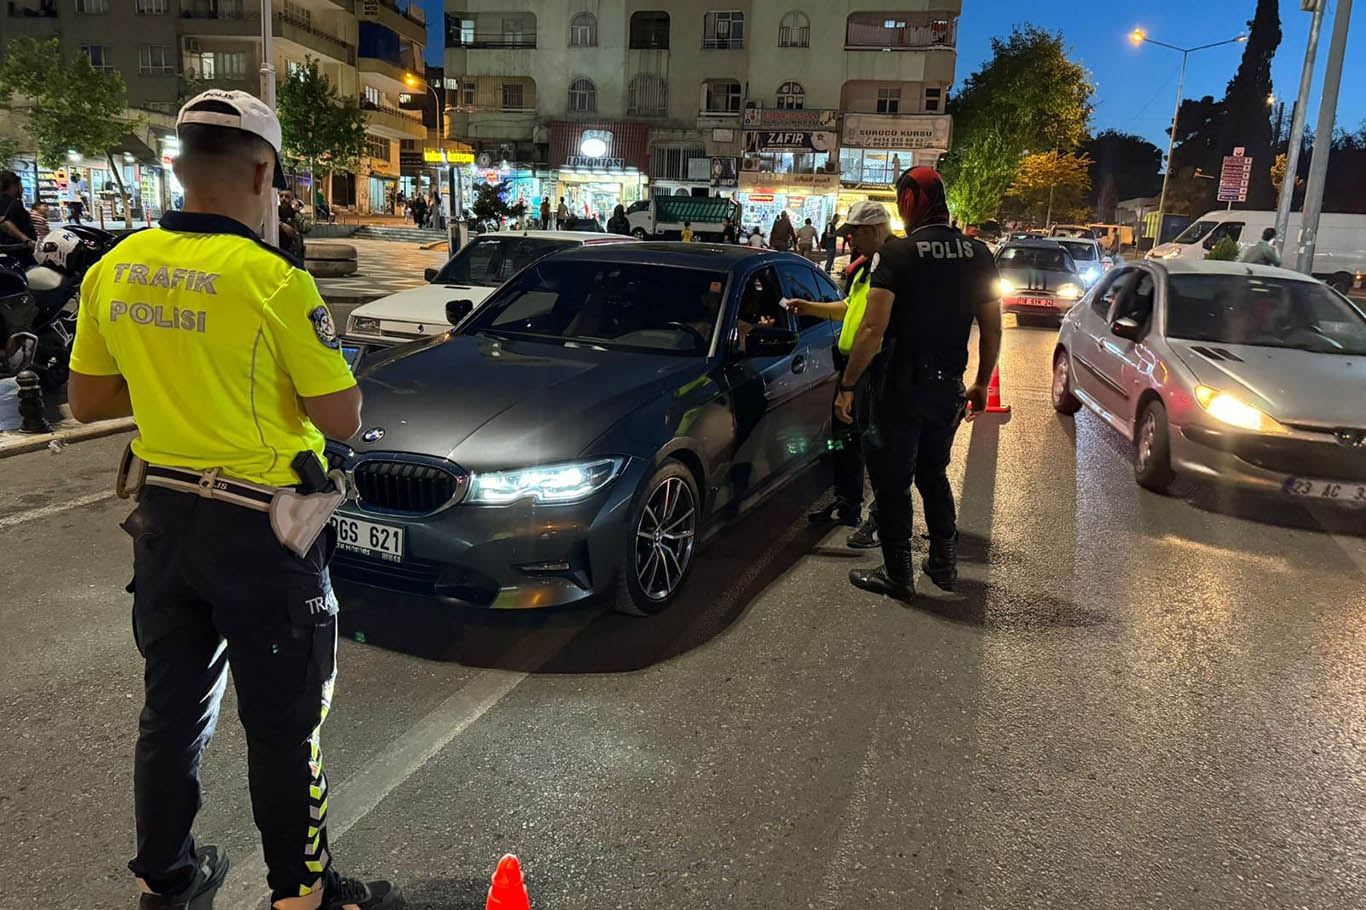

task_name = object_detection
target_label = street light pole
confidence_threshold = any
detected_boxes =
[1275,0,1326,258]
[1295,0,1354,274]
[1130,30,1246,246]
[261,0,278,247]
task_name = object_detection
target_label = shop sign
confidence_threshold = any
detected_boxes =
[841,114,952,151]
[421,148,475,164]
[742,108,838,130]
[738,171,840,192]
[564,156,626,169]
[710,157,739,188]
[746,193,775,203]
[745,131,836,153]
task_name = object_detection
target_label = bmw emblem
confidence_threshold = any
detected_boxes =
[361,427,385,443]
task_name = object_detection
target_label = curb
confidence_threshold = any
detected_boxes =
[0,416,136,459]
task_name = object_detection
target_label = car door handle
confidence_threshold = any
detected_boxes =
[791,354,807,374]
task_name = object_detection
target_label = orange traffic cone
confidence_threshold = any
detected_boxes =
[486,854,531,910]
[983,365,1010,413]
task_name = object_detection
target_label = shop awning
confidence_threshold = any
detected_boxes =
[108,133,159,166]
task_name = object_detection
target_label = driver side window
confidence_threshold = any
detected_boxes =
[1091,269,1136,319]
[1115,271,1155,327]
[732,266,790,351]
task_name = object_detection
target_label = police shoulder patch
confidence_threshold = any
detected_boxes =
[308,305,340,350]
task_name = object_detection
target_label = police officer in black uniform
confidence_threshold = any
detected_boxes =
[834,167,1002,600]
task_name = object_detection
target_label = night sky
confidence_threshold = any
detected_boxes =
[416,0,1366,149]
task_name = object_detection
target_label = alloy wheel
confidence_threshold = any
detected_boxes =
[1137,412,1157,470]
[634,476,697,602]
[1052,358,1069,404]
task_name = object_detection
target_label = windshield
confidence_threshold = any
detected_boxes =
[464,259,728,355]
[432,236,578,287]
[1167,274,1366,355]
[1173,220,1218,245]
[998,246,1076,272]
[1057,240,1098,261]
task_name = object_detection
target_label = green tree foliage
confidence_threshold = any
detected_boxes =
[0,135,18,166]
[1218,0,1280,208]
[1083,130,1162,211]
[940,25,1093,222]
[277,57,367,178]
[1004,151,1093,224]
[1206,235,1240,260]
[0,37,139,165]
[471,180,527,223]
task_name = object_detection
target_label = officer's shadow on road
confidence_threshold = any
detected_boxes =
[339,467,833,674]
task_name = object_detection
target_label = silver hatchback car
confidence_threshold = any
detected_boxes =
[1052,259,1366,505]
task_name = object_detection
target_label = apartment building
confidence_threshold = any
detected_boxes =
[443,0,959,228]
[0,0,429,216]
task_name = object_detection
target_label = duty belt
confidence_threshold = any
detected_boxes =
[142,464,280,513]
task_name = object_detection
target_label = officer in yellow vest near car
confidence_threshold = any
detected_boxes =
[67,89,399,910]
[785,200,893,550]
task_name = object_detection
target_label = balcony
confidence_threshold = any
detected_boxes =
[276,11,355,65]
[360,0,424,44]
[845,16,957,51]
[363,99,427,140]
[357,54,411,89]
[701,36,743,51]
[456,37,537,50]
[445,109,535,142]
[6,0,58,17]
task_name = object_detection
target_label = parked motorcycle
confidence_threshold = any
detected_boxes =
[1,226,118,389]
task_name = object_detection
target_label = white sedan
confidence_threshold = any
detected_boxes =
[1052,258,1366,504]
[343,231,635,354]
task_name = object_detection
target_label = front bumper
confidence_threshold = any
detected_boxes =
[1173,423,1366,502]
[329,458,650,609]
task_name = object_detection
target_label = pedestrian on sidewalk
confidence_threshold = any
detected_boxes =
[1238,227,1281,266]
[540,196,551,230]
[29,198,50,240]
[822,214,840,272]
[788,201,893,546]
[557,196,569,228]
[769,211,794,251]
[70,171,89,224]
[411,193,427,229]
[796,217,819,257]
[66,89,399,910]
[839,167,1002,602]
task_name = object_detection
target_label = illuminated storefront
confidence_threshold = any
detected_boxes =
[549,120,650,222]
[737,108,840,234]
[838,113,951,231]
[735,172,840,236]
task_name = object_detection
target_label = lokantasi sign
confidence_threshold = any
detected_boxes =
[1218,147,1252,203]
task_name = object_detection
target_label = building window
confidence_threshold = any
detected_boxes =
[568,78,596,114]
[629,11,670,50]
[569,12,597,47]
[364,85,381,106]
[628,73,668,116]
[462,79,477,108]
[81,45,114,72]
[650,144,706,181]
[501,82,525,112]
[136,0,167,13]
[446,15,475,47]
[924,86,942,113]
[219,52,248,79]
[876,87,901,114]
[846,13,957,50]
[282,0,311,29]
[138,45,173,74]
[702,11,744,50]
[143,101,175,114]
[704,79,742,114]
[501,14,534,47]
[778,11,810,47]
[366,135,390,161]
[776,81,804,110]
[75,0,108,12]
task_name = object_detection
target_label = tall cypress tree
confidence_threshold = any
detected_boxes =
[1218,0,1281,208]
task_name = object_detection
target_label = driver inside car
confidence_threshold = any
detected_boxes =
[735,275,780,348]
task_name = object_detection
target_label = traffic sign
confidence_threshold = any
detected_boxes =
[1218,153,1253,203]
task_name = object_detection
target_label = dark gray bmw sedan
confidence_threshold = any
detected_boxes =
[325,243,841,615]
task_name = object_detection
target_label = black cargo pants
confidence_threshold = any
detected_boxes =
[123,486,339,904]
[863,377,966,560]
[830,349,868,511]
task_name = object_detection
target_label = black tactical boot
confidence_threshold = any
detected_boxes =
[845,513,879,549]
[138,847,229,910]
[808,499,861,528]
[849,545,914,602]
[922,533,959,591]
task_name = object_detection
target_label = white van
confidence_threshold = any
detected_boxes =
[1147,209,1365,293]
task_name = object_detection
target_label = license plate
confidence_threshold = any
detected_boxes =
[330,515,404,562]
[1282,476,1366,504]
[1020,296,1054,307]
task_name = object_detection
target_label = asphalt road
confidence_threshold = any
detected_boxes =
[1,324,1364,910]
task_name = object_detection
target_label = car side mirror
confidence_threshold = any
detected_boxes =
[1111,316,1142,340]
[424,267,439,282]
[744,326,799,358]
[445,299,474,326]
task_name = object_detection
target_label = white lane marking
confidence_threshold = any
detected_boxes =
[0,490,116,529]
[221,620,583,910]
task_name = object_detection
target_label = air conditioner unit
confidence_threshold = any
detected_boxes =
[740,157,760,172]
[475,150,494,169]
[184,38,202,52]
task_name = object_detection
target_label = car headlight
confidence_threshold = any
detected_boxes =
[350,316,381,335]
[1194,386,1289,434]
[996,277,1015,296]
[1079,266,1101,285]
[1057,283,1082,300]
[466,457,625,505]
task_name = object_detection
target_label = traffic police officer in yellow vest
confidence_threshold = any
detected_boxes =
[785,200,893,549]
[68,90,399,910]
